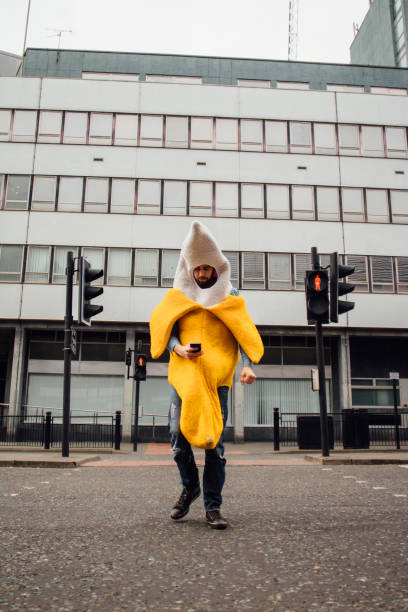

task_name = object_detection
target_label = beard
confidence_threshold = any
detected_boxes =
[195,274,218,289]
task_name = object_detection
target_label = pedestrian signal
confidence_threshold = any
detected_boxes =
[305,270,329,325]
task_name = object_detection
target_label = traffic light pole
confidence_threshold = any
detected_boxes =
[312,247,330,457]
[62,251,74,457]
[133,380,140,452]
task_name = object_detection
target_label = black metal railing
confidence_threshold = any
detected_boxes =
[0,411,122,449]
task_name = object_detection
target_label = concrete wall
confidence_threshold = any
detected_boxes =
[350,0,396,67]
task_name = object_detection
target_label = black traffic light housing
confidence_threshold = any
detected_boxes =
[134,354,147,381]
[305,270,329,325]
[330,252,355,323]
[78,256,104,326]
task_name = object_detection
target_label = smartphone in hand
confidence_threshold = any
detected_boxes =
[190,343,201,353]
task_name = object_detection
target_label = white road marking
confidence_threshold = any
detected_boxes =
[322,468,332,471]
[356,480,368,484]
[40,481,49,484]
[343,476,357,479]
[23,486,34,490]
[373,487,387,490]
[10,493,18,497]
[394,494,407,498]
[399,465,408,469]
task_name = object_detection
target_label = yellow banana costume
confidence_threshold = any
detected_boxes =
[149,221,264,450]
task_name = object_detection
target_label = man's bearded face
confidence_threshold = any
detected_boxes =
[193,264,216,288]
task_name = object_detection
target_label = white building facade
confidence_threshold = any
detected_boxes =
[1,49,408,441]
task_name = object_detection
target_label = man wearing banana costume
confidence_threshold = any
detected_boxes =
[150,221,263,529]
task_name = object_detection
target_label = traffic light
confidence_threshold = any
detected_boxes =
[330,252,355,323]
[305,270,329,324]
[78,256,104,326]
[134,354,147,381]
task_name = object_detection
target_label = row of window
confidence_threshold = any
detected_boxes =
[82,72,408,94]
[2,174,408,223]
[1,108,408,158]
[394,0,408,68]
[1,245,407,294]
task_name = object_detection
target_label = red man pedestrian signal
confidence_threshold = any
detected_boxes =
[305,270,329,325]
[134,354,147,381]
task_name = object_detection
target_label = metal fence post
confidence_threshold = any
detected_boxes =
[44,412,52,450]
[273,407,280,451]
[114,411,121,450]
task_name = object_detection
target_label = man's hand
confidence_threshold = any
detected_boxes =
[174,344,204,360]
[240,366,256,385]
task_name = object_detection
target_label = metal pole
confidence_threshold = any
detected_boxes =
[273,407,280,451]
[62,251,74,457]
[133,380,140,452]
[393,380,401,450]
[20,0,32,76]
[311,247,330,457]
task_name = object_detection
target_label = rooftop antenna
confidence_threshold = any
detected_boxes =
[46,28,73,61]
[288,0,299,61]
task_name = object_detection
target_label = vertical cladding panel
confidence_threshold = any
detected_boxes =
[343,223,408,257]
[0,212,30,244]
[336,93,408,126]
[0,285,23,319]
[238,88,337,122]
[40,78,141,113]
[0,77,41,108]
[339,156,408,189]
[0,143,35,174]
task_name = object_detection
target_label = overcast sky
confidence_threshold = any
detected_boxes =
[1,0,370,64]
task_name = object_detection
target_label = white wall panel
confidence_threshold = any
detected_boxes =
[340,157,408,189]
[33,144,138,178]
[0,77,41,109]
[40,78,140,113]
[344,223,408,256]
[20,284,67,320]
[0,143,35,173]
[239,88,336,122]
[0,284,23,318]
[348,294,408,328]
[337,93,408,126]
[0,212,29,243]
[241,291,307,326]
[139,82,239,117]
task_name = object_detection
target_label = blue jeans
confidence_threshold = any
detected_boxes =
[168,385,228,511]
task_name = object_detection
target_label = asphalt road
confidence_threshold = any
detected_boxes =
[1,463,407,611]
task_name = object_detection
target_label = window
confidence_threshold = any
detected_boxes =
[327,84,364,92]
[277,81,309,90]
[385,127,407,158]
[0,110,11,141]
[111,179,135,214]
[189,181,212,216]
[163,181,187,215]
[294,253,312,290]
[134,249,159,286]
[165,116,188,148]
[366,189,389,223]
[0,175,3,203]
[89,113,113,145]
[53,246,77,284]
[107,249,132,285]
[215,118,238,150]
[38,111,62,143]
[242,252,265,289]
[338,125,360,155]
[345,255,369,292]
[241,183,264,218]
[114,114,138,146]
[63,112,88,144]
[82,72,140,82]
[268,253,291,290]
[342,188,365,222]
[237,79,270,88]
[140,115,163,147]
[82,247,104,284]
[240,119,263,151]
[289,122,312,154]
[390,190,408,223]
[396,257,408,293]
[137,180,161,214]
[58,177,83,212]
[361,126,384,157]
[352,378,398,407]
[224,251,239,288]
[161,250,180,287]
[31,176,57,211]
[191,117,213,149]
[215,183,238,217]
[5,175,30,210]
[0,245,23,282]
[12,110,37,142]
[370,256,394,292]
[145,75,202,84]
[371,87,406,96]
[266,184,290,219]
[25,246,50,283]
[314,123,337,155]
[292,186,315,220]
[84,178,109,213]
[265,121,287,153]
[316,187,340,221]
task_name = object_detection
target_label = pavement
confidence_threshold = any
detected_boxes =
[1,441,408,467]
